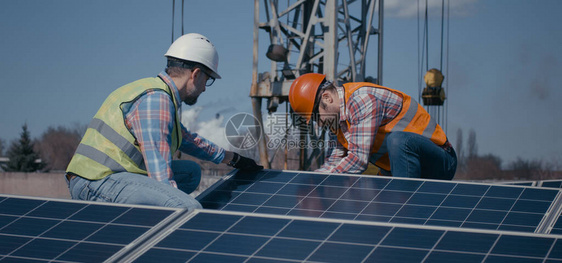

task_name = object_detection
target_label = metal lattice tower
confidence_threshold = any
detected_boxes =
[250,0,384,169]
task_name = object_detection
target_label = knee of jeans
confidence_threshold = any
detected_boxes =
[172,160,202,176]
[385,132,403,149]
[166,197,203,210]
[386,132,411,154]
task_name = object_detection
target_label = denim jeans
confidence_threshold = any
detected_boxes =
[385,132,457,179]
[67,160,203,209]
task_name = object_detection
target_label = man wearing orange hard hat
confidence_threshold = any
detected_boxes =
[289,73,456,179]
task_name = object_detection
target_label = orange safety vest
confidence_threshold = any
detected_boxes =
[335,82,448,172]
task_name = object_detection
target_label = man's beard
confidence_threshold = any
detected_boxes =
[184,94,199,105]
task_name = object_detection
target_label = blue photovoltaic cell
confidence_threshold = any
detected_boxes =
[197,170,561,233]
[542,180,562,189]
[132,210,562,263]
[551,215,562,235]
[0,195,177,262]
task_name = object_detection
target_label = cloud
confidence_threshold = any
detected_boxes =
[181,107,230,150]
[181,106,202,132]
[197,115,230,150]
[385,0,478,18]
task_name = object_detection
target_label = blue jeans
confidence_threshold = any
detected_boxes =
[384,132,457,180]
[67,160,202,209]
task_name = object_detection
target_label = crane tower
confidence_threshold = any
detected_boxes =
[249,0,384,169]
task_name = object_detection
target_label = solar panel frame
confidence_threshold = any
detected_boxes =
[494,179,562,189]
[493,180,537,187]
[197,169,562,234]
[0,194,184,263]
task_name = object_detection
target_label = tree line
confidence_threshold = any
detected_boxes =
[454,128,562,181]
[1,124,560,181]
[0,124,85,172]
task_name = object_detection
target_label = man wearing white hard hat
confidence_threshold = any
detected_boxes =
[65,33,262,209]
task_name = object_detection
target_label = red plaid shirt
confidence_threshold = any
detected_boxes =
[316,86,403,174]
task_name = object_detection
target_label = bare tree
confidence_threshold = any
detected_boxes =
[0,138,5,157]
[455,128,464,171]
[534,160,556,180]
[467,128,478,158]
[507,157,543,180]
[35,125,83,172]
[458,154,503,180]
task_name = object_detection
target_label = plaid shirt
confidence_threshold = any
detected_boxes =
[316,86,402,174]
[123,71,224,186]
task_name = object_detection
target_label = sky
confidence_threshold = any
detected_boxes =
[1,0,561,167]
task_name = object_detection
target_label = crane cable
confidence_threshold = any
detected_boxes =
[171,0,175,43]
[170,0,186,159]
[417,0,449,132]
[170,0,185,43]
[445,0,450,133]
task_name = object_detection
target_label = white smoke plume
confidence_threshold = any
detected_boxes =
[180,107,230,150]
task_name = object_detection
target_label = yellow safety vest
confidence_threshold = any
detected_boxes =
[336,82,448,172]
[66,77,182,180]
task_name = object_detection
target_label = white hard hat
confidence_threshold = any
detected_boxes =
[165,33,221,79]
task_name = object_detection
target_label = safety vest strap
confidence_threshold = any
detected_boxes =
[80,118,146,170]
[74,144,126,172]
[90,118,144,167]
[422,114,438,138]
[392,99,417,130]
[388,99,437,138]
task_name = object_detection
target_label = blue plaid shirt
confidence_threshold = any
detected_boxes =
[123,71,225,186]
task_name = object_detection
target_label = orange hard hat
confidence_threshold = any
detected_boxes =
[289,73,326,122]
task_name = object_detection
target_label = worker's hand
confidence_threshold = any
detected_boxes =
[229,153,263,172]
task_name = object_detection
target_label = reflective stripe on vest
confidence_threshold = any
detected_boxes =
[74,144,126,172]
[74,118,146,171]
[384,94,439,139]
[336,82,447,172]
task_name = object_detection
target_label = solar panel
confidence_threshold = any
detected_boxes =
[0,194,182,262]
[197,170,562,233]
[541,180,562,189]
[129,209,562,263]
[3,190,562,262]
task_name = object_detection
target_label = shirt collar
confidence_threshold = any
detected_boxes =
[158,71,182,107]
[336,86,347,122]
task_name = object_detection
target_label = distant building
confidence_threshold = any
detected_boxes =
[0,157,44,172]
[0,157,8,172]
